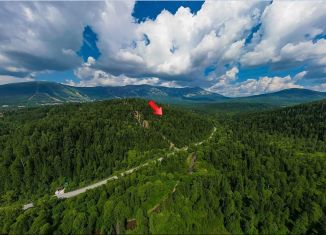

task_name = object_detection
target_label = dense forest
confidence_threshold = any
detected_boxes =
[233,100,326,141]
[0,99,212,202]
[186,102,278,114]
[0,99,325,234]
[227,100,326,153]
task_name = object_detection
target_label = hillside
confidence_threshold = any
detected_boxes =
[0,82,228,107]
[186,102,278,114]
[0,99,325,234]
[232,100,326,142]
[1,98,325,234]
[235,88,326,105]
[0,99,213,200]
[0,81,90,106]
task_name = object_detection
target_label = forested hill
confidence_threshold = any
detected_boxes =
[234,88,326,105]
[0,99,212,200]
[0,98,325,234]
[232,100,326,143]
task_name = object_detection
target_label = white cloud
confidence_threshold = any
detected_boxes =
[70,57,178,87]
[62,49,76,56]
[241,1,326,66]
[66,74,162,87]
[0,0,325,94]
[109,1,264,79]
[224,67,239,81]
[279,40,326,66]
[0,1,136,76]
[0,2,89,74]
[293,71,307,81]
[308,83,326,92]
[209,71,303,97]
[0,75,34,85]
[4,66,29,73]
[209,67,239,85]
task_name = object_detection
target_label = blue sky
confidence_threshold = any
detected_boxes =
[132,1,204,22]
[38,1,205,84]
[0,0,326,96]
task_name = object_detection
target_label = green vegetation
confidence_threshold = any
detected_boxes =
[232,100,326,145]
[0,99,325,234]
[0,99,212,202]
[185,102,278,114]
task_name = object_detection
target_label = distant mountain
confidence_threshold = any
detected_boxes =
[0,81,90,106]
[0,82,228,107]
[0,82,326,108]
[179,88,326,113]
[235,88,326,106]
[75,84,227,103]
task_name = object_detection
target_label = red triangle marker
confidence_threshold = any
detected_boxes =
[148,100,163,116]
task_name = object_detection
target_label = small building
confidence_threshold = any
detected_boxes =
[23,203,34,210]
[126,218,137,230]
[55,188,65,196]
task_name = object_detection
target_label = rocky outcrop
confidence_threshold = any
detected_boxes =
[133,111,149,128]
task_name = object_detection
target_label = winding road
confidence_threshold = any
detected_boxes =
[57,162,149,199]
[23,127,216,209]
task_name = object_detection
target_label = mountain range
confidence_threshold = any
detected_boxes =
[232,88,326,106]
[0,81,326,107]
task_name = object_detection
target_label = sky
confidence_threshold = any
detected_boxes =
[0,0,326,97]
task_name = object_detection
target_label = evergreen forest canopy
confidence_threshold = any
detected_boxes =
[0,99,325,234]
[0,99,212,200]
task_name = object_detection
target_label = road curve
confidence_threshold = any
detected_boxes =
[57,127,216,199]
[23,127,216,207]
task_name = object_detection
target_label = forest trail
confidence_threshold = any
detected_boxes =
[23,126,216,209]
[188,152,197,175]
[149,181,179,214]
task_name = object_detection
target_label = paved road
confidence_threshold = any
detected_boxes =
[23,127,216,208]
[57,175,118,199]
[57,162,149,199]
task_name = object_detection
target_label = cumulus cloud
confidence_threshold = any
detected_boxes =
[209,70,304,97]
[220,67,239,83]
[107,1,266,80]
[308,83,326,92]
[0,75,34,85]
[0,1,93,76]
[0,0,326,96]
[0,0,138,79]
[69,56,179,87]
[240,0,326,81]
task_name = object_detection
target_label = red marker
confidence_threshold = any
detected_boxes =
[148,100,163,116]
